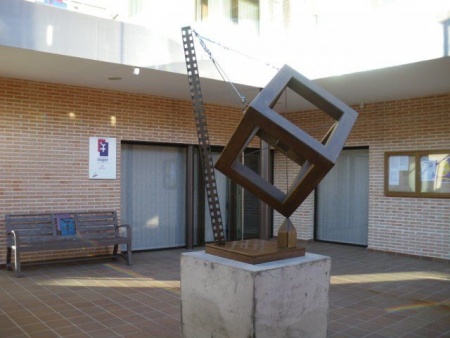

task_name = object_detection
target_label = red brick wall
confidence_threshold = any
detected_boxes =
[0,77,243,265]
[1,77,449,263]
[279,94,450,260]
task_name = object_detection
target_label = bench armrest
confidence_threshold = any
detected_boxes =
[6,230,21,246]
[116,224,132,239]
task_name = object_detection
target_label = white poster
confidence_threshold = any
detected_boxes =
[89,137,116,179]
[398,156,409,171]
[389,156,400,186]
[420,159,436,182]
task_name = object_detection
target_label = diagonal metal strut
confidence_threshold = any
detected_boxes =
[181,26,225,244]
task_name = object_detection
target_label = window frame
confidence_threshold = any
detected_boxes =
[197,0,260,34]
[384,150,450,198]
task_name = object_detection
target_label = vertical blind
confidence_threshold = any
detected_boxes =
[121,144,186,250]
[316,149,369,245]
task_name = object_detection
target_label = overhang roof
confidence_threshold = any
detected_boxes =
[0,45,449,112]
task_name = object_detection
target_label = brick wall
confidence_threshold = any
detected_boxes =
[1,76,449,263]
[278,94,450,260]
[0,77,242,265]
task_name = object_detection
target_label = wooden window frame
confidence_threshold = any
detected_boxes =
[384,150,450,198]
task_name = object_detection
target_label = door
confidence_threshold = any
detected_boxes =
[316,148,369,245]
[241,150,261,239]
[196,148,264,243]
[121,143,186,250]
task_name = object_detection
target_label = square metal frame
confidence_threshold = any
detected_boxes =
[215,65,358,217]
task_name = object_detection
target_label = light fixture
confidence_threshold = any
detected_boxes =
[133,67,140,75]
[46,25,53,46]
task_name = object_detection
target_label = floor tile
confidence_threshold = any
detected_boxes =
[0,242,448,337]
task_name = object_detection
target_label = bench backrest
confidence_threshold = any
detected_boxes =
[6,211,121,244]
[74,211,119,239]
[6,213,57,244]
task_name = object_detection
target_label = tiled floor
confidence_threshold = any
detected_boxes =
[0,242,449,338]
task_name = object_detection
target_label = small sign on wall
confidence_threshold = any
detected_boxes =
[89,137,116,179]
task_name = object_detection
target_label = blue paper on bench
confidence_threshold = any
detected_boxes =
[56,214,75,235]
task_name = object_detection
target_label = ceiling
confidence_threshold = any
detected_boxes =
[0,45,449,112]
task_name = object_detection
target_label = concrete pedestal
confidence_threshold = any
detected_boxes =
[181,251,331,338]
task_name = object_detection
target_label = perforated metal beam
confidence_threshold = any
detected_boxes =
[181,26,225,244]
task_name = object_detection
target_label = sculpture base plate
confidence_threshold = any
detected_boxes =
[205,239,305,264]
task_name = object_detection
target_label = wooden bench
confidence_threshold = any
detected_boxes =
[5,211,132,277]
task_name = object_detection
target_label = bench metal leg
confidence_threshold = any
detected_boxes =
[113,244,119,261]
[126,243,133,266]
[6,247,12,271]
[14,247,22,278]
[117,244,132,265]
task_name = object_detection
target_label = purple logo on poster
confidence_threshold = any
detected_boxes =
[98,139,108,156]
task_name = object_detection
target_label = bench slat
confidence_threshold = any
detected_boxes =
[6,214,54,222]
[16,237,130,252]
[77,217,115,223]
[6,216,54,229]
[79,226,115,232]
[7,224,54,231]
[76,212,115,219]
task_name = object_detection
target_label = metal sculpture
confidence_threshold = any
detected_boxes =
[212,65,358,258]
[182,26,358,261]
[215,64,358,219]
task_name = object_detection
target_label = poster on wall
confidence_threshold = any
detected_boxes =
[420,159,437,182]
[441,157,450,184]
[89,137,116,179]
[388,156,400,186]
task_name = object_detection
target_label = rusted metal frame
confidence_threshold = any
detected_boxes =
[215,64,358,218]
[259,140,271,240]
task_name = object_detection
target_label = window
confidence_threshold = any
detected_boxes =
[128,0,143,17]
[385,150,450,198]
[443,18,450,57]
[198,0,259,35]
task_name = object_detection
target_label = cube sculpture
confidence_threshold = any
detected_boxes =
[215,65,358,218]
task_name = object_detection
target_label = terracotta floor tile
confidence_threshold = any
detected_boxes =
[121,330,150,338]
[111,324,143,335]
[339,326,372,338]
[9,314,40,326]
[51,325,86,336]
[68,315,98,326]
[22,321,51,333]
[84,328,122,338]
[44,318,75,329]
[1,243,448,337]
[0,327,27,337]
[27,330,61,338]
